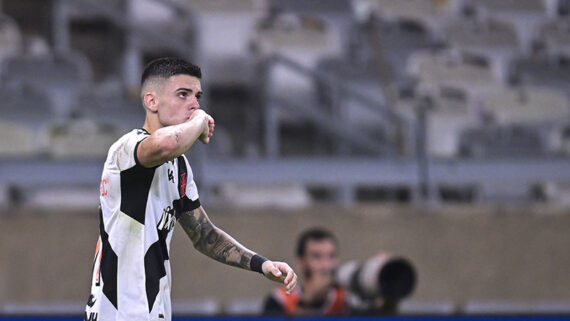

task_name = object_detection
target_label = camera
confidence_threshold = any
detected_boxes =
[335,253,416,301]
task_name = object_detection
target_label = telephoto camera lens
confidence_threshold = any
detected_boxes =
[336,253,416,300]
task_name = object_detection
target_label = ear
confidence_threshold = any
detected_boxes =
[143,92,158,113]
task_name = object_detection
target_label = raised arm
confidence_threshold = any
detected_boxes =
[178,206,297,293]
[137,110,214,168]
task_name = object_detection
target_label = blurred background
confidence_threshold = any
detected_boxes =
[1,0,570,318]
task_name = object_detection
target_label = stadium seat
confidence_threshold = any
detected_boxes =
[75,92,143,132]
[427,112,477,158]
[0,87,53,157]
[127,0,195,53]
[366,18,437,83]
[423,87,479,158]
[186,0,264,85]
[0,52,93,118]
[185,0,261,11]
[514,58,570,100]
[253,15,342,61]
[407,51,497,96]
[0,14,23,64]
[46,119,125,159]
[253,13,343,70]
[0,120,39,158]
[129,0,186,25]
[253,15,343,123]
[393,83,480,158]
[65,0,123,17]
[268,0,357,46]
[317,56,397,130]
[474,86,570,125]
[358,0,452,39]
[468,0,547,53]
[443,18,520,83]
[459,125,547,158]
[0,87,54,126]
[538,19,570,59]
[270,0,352,14]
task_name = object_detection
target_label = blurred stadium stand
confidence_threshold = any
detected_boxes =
[0,0,568,207]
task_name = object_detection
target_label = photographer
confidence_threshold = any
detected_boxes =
[262,228,403,316]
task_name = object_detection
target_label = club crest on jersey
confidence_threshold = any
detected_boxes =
[157,205,176,232]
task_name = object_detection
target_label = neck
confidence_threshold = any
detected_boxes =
[142,112,162,134]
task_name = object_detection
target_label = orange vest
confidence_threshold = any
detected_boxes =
[272,286,347,315]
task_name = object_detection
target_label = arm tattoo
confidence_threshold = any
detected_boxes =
[178,207,254,270]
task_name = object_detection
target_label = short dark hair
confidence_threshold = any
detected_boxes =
[296,227,338,258]
[141,57,202,87]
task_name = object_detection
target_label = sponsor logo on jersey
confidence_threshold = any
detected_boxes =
[157,206,176,232]
[85,311,98,321]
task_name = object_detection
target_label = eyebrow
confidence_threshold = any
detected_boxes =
[176,87,203,96]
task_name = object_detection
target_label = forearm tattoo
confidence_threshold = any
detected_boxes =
[178,207,254,270]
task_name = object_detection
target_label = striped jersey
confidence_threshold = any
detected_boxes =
[85,128,201,321]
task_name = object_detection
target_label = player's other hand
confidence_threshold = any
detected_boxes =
[262,261,298,295]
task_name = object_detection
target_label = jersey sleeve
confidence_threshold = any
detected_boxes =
[112,130,150,171]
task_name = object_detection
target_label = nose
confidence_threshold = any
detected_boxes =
[323,258,338,271]
[190,97,200,109]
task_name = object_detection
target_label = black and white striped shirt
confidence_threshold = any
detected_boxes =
[85,128,200,321]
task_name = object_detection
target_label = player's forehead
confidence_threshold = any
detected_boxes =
[305,239,337,255]
[163,74,202,92]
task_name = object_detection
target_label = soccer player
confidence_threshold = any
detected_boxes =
[85,57,297,321]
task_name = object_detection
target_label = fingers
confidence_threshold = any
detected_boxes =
[262,261,298,294]
[284,267,294,284]
[200,114,214,144]
[274,262,297,294]
[285,270,298,294]
[271,263,283,278]
[208,118,215,137]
